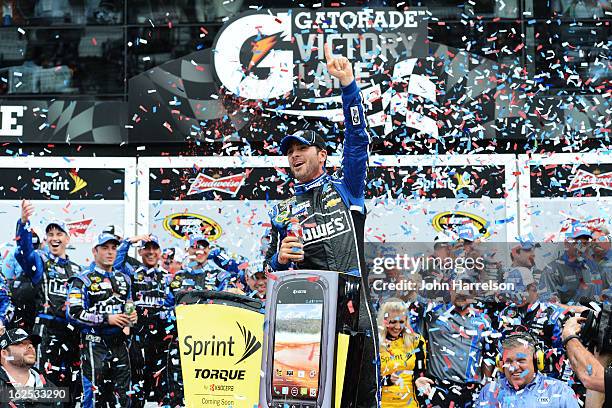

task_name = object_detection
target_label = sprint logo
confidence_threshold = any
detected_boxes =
[69,172,88,194]
[33,172,88,196]
[235,322,261,364]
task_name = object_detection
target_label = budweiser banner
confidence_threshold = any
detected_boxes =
[137,155,518,266]
[0,157,137,263]
[518,153,612,241]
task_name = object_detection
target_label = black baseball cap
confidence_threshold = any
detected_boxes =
[0,328,41,350]
[280,130,326,155]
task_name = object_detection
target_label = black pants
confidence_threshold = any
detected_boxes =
[416,378,481,408]
[130,328,169,407]
[163,334,184,408]
[34,320,81,408]
[80,333,132,408]
[354,278,381,408]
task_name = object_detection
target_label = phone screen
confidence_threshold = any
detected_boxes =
[271,280,324,401]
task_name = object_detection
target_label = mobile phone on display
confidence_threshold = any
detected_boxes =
[270,278,327,408]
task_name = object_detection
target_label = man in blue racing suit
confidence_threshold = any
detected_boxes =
[264,44,379,408]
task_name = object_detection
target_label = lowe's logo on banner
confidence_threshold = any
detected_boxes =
[0,106,25,137]
[211,8,432,137]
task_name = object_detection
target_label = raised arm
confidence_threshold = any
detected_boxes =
[325,43,370,205]
[114,234,151,276]
[14,200,44,285]
[208,246,240,275]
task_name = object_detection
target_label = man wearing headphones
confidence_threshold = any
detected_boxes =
[475,333,579,407]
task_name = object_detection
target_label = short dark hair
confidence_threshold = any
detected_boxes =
[192,239,209,248]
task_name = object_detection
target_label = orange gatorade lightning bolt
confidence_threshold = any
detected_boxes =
[247,34,280,71]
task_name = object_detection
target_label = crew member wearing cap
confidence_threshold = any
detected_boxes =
[166,234,244,303]
[502,241,540,306]
[160,247,185,275]
[453,224,490,283]
[245,259,267,301]
[101,225,140,270]
[418,231,457,303]
[114,234,172,407]
[264,44,380,407]
[498,241,567,379]
[14,200,82,405]
[66,232,136,408]
[412,286,496,408]
[588,226,612,299]
[538,222,600,304]
[0,328,61,407]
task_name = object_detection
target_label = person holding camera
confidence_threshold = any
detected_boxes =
[476,332,579,407]
[562,316,612,407]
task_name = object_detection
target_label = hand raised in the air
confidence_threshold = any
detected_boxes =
[324,43,354,87]
[21,199,34,224]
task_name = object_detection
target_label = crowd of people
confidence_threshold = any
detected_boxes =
[3,203,611,408]
[373,221,612,407]
[0,199,267,407]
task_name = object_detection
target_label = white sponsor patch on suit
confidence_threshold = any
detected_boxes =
[350,106,360,125]
[300,210,352,246]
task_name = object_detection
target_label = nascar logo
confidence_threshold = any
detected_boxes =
[163,213,222,241]
[432,211,490,239]
[187,173,246,196]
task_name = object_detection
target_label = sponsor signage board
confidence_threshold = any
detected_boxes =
[518,153,612,241]
[138,155,518,267]
[0,157,136,263]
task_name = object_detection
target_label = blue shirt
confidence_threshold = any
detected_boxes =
[476,373,579,408]
[418,302,496,384]
[1,246,23,280]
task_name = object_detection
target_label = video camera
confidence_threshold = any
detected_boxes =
[576,301,612,352]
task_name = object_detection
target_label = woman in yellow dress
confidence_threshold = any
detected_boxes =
[378,298,428,408]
